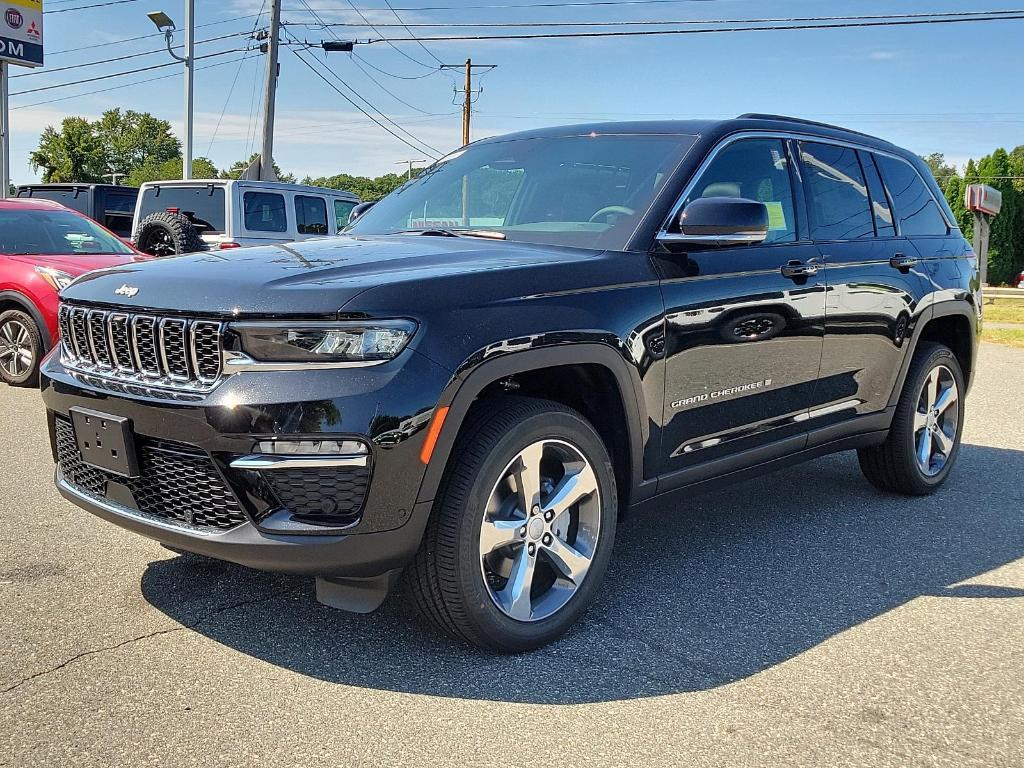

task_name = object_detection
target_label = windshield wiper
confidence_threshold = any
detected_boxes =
[397,228,506,240]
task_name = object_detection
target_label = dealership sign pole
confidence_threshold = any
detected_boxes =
[0,0,43,198]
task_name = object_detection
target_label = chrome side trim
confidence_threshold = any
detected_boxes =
[793,400,863,422]
[55,467,225,538]
[229,454,370,470]
[657,232,767,246]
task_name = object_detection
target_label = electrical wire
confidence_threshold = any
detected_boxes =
[207,3,268,155]
[47,14,263,57]
[350,52,439,80]
[290,46,443,158]
[313,0,750,10]
[44,0,138,13]
[339,0,440,71]
[364,11,1024,43]
[10,48,250,96]
[380,0,445,65]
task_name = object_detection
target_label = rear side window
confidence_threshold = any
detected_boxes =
[860,153,895,238]
[243,191,287,232]
[875,155,949,236]
[18,188,90,214]
[800,142,874,240]
[334,200,356,231]
[295,195,328,235]
[104,192,137,237]
[137,185,226,234]
[683,138,797,244]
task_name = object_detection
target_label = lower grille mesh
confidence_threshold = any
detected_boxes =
[265,467,369,524]
[55,417,247,531]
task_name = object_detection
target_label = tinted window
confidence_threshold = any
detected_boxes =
[18,188,90,214]
[137,185,226,234]
[682,138,797,244]
[347,134,695,250]
[860,152,895,237]
[0,209,133,255]
[295,195,328,235]
[243,191,287,232]
[334,200,356,231]
[104,192,137,237]
[800,142,874,240]
[875,155,949,236]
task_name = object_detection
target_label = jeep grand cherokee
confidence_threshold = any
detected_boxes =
[41,115,979,652]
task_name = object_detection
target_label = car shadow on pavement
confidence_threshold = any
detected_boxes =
[141,443,1024,704]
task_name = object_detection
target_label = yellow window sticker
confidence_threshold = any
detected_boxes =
[764,201,787,231]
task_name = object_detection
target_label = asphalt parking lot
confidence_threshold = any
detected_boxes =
[2,344,1022,768]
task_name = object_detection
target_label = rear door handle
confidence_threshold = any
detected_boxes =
[889,253,918,272]
[781,260,820,280]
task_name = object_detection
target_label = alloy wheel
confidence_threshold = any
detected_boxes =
[478,439,602,622]
[0,319,33,379]
[913,364,959,477]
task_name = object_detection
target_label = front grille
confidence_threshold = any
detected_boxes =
[55,417,247,531]
[265,467,370,524]
[58,303,223,392]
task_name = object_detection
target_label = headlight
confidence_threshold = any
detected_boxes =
[231,320,417,363]
[35,266,76,291]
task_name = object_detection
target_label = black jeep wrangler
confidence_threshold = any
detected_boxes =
[42,115,979,651]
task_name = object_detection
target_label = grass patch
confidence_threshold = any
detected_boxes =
[984,300,1024,324]
[982,327,1024,349]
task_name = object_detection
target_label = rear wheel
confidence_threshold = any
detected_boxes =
[858,342,965,495]
[134,211,206,257]
[407,397,617,652]
[0,310,42,387]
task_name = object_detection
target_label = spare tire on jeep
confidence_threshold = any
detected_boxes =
[134,211,206,257]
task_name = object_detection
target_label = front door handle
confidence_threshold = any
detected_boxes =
[781,260,820,280]
[889,253,918,272]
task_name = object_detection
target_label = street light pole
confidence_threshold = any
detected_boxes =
[183,0,194,180]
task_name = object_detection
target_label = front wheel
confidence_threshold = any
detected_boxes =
[0,309,43,387]
[858,342,965,495]
[407,397,618,652]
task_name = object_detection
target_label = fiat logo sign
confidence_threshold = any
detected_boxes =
[4,8,23,29]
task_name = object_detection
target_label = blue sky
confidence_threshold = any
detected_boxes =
[7,0,1023,183]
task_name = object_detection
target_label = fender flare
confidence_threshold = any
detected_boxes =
[886,298,978,409]
[0,289,53,352]
[414,343,652,506]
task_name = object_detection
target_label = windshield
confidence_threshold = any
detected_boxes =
[346,133,697,250]
[0,209,134,256]
[137,184,226,234]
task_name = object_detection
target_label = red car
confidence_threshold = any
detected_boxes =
[0,198,143,386]
[1012,269,1024,288]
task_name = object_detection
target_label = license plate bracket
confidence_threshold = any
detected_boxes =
[69,407,139,478]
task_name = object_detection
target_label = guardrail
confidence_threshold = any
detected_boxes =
[984,287,1024,301]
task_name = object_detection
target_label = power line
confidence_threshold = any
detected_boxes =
[207,3,268,155]
[11,31,249,78]
[9,56,248,110]
[44,0,138,13]
[380,0,445,65]
[291,8,1024,28]
[363,11,1024,43]
[47,14,264,57]
[339,0,440,71]
[312,0,751,10]
[351,52,440,80]
[10,48,250,97]
[290,46,443,158]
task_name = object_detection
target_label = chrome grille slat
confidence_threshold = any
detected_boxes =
[58,302,225,394]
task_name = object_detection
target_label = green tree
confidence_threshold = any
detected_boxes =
[301,170,418,201]
[921,152,958,194]
[28,117,106,182]
[126,157,219,187]
[95,109,180,178]
[220,153,296,184]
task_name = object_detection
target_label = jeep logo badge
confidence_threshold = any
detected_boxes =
[114,284,139,298]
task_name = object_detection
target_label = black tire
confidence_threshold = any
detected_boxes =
[133,211,206,257]
[858,342,965,495]
[407,396,618,652]
[0,309,43,387]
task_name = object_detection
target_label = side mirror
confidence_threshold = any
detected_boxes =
[660,196,769,248]
[348,201,376,226]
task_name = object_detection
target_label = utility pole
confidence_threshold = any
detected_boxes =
[0,62,9,199]
[104,172,127,185]
[259,0,282,181]
[183,0,194,179]
[440,59,496,147]
[395,159,426,180]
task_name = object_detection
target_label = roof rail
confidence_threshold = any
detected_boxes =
[736,113,883,142]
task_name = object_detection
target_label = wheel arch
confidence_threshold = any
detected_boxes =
[415,344,652,510]
[0,289,53,351]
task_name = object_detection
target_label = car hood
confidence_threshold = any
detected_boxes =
[60,235,596,316]
[4,252,140,276]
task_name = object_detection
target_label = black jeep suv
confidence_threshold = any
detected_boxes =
[41,115,979,651]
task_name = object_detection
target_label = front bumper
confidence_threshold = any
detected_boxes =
[41,347,452,577]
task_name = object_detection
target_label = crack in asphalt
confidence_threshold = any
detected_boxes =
[1,587,300,696]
